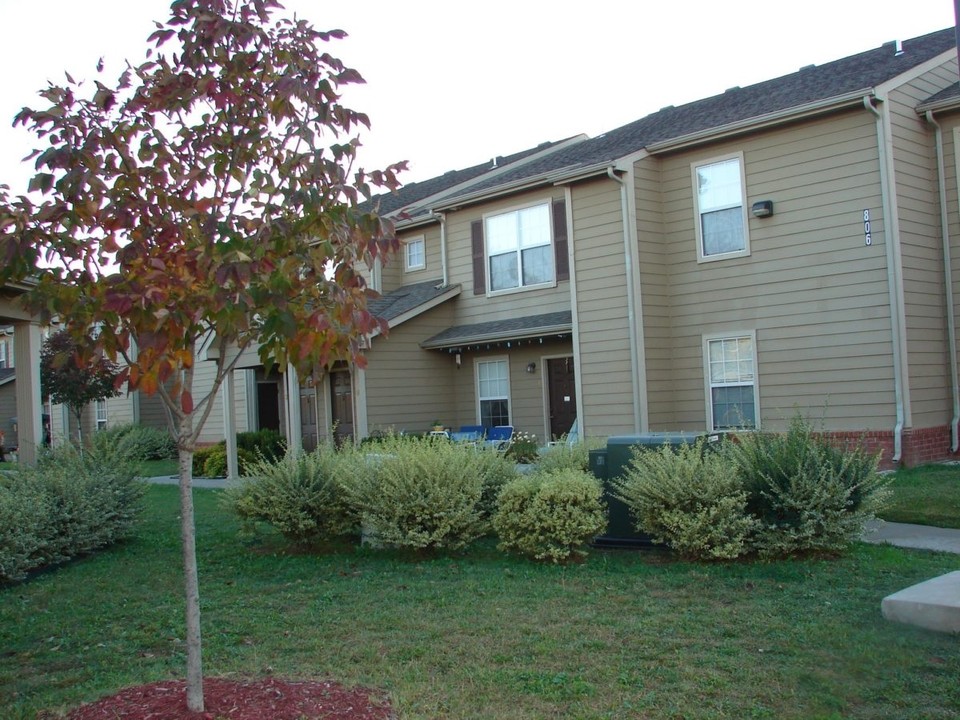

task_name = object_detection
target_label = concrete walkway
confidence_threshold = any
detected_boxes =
[862,519,960,554]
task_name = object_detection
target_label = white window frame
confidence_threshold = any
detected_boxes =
[0,338,6,369]
[483,200,555,296]
[702,331,760,431]
[403,235,425,272]
[95,399,108,431]
[475,357,511,427]
[692,152,750,263]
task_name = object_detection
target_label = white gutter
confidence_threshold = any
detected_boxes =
[865,95,908,462]
[925,110,960,451]
[565,184,586,437]
[432,211,449,286]
[606,167,643,433]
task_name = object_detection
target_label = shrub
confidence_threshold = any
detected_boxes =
[729,415,889,557]
[343,436,492,551]
[192,444,224,477]
[471,447,520,520]
[237,429,285,462]
[494,469,607,563]
[0,439,145,583]
[100,423,175,461]
[223,444,358,544]
[536,436,607,473]
[613,440,758,560]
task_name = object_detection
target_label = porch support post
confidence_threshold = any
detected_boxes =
[222,370,238,481]
[13,322,42,465]
[284,363,302,456]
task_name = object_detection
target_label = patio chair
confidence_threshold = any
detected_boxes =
[449,425,485,444]
[484,425,514,452]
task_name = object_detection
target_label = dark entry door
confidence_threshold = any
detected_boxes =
[300,387,318,451]
[330,370,354,443]
[256,381,281,431]
[547,357,577,439]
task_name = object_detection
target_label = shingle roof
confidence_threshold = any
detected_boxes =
[437,27,956,204]
[365,138,582,217]
[920,80,960,108]
[367,278,459,323]
[421,311,573,349]
[0,368,14,386]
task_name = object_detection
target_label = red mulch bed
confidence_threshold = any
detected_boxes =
[62,677,394,720]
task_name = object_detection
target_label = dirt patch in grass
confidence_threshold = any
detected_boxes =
[60,677,393,720]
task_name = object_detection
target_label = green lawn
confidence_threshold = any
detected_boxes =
[2,485,959,719]
[881,463,960,529]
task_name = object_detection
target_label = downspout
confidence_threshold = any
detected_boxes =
[864,96,907,462]
[607,167,643,433]
[565,185,586,435]
[432,211,449,286]
[925,110,960,450]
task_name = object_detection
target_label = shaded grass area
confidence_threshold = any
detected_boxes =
[881,464,960,529]
[137,457,179,478]
[2,486,959,719]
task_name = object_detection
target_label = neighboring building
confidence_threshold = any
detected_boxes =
[0,285,44,463]
[114,27,960,470]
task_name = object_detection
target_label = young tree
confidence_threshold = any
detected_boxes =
[41,328,121,446]
[0,0,402,711]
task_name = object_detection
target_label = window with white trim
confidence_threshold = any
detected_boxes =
[95,399,108,431]
[476,358,510,427]
[404,236,425,271]
[0,338,7,369]
[485,203,554,292]
[704,333,758,430]
[694,155,749,261]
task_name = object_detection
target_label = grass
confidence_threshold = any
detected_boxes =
[880,463,960,529]
[2,485,959,719]
[138,457,179,477]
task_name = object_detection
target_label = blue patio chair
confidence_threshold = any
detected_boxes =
[484,425,514,452]
[449,425,485,444]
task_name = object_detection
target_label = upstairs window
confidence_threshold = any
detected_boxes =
[486,203,554,292]
[95,399,108,431]
[404,236,425,272]
[694,155,749,261]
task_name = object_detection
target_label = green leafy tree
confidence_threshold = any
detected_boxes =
[40,328,121,446]
[0,0,402,711]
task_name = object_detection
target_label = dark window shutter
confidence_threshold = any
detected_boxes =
[552,198,569,282]
[471,219,486,295]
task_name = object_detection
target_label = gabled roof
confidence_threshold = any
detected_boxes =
[433,27,956,208]
[367,278,461,329]
[421,311,573,350]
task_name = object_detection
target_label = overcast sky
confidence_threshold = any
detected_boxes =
[0,0,956,192]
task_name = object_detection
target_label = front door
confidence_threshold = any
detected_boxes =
[330,370,354,444]
[300,386,318,451]
[256,381,281,431]
[547,357,577,440]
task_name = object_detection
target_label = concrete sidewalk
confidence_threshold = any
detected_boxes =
[862,519,960,554]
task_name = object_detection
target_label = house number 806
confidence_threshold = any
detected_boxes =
[863,209,872,246]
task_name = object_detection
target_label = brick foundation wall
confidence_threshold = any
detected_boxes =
[821,425,957,470]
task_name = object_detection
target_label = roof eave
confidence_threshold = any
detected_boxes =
[421,322,573,350]
[646,89,876,154]
[369,284,462,339]
[918,95,960,114]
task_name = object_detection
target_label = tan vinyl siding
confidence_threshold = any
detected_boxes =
[0,383,16,449]
[445,188,571,324]
[570,177,635,435]
[943,116,960,416]
[888,61,957,428]
[650,108,896,431]
[364,303,457,435]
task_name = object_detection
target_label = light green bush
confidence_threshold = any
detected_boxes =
[0,438,145,583]
[494,469,607,563]
[613,440,758,560]
[729,415,889,557]
[536,436,607,474]
[344,436,493,551]
[224,444,359,544]
[100,423,175,461]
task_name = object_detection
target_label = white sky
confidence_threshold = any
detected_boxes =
[0,0,956,192]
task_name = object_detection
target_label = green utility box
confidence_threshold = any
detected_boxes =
[589,432,722,547]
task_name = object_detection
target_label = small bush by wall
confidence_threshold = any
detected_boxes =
[99,423,176,461]
[729,415,890,557]
[613,440,757,561]
[0,437,145,583]
[494,469,607,563]
[536,437,607,474]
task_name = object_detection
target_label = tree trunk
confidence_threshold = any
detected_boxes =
[178,441,204,712]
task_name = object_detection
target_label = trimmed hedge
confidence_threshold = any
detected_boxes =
[494,469,607,563]
[0,436,145,583]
